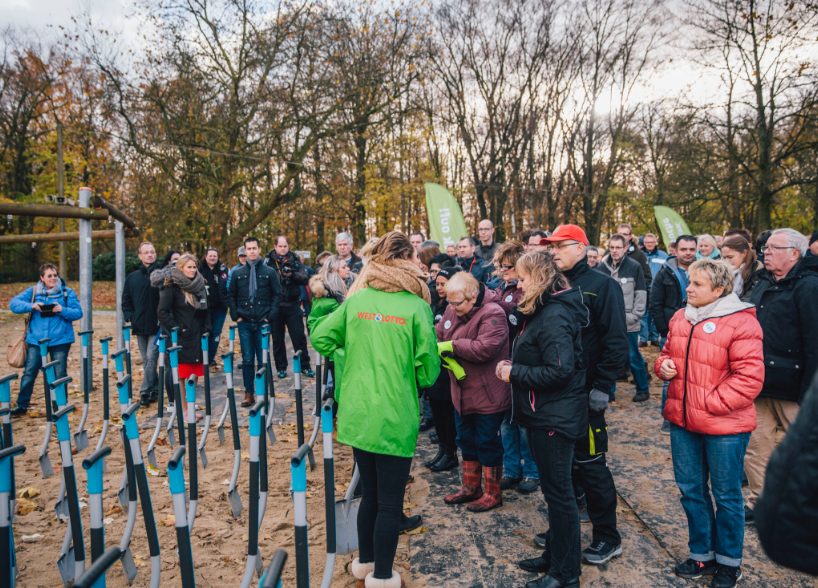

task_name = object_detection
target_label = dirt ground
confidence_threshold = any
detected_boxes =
[1,304,816,587]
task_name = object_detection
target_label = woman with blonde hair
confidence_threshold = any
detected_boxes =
[656,259,763,587]
[311,231,439,588]
[496,250,587,588]
[158,253,210,414]
[697,234,721,260]
[437,271,510,512]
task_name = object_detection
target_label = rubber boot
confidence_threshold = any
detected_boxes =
[364,570,403,588]
[467,465,503,512]
[444,460,482,504]
[352,558,375,588]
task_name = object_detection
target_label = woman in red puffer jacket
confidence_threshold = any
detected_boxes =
[655,259,763,588]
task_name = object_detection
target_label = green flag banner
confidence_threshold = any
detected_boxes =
[654,205,691,246]
[424,183,469,247]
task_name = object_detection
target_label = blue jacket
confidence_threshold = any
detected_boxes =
[10,281,83,347]
[644,248,669,279]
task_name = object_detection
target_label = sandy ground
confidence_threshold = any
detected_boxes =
[1,306,816,587]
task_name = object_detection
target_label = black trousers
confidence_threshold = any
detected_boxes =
[272,302,311,371]
[428,393,457,452]
[527,428,581,582]
[353,448,412,579]
[574,411,621,545]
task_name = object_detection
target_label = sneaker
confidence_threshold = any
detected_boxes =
[533,532,547,549]
[582,540,622,565]
[517,478,540,494]
[500,476,521,490]
[711,564,742,588]
[10,406,27,418]
[633,391,649,403]
[277,370,287,379]
[429,453,459,472]
[674,558,717,579]
[661,421,671,435]
[518,555,550,573]
[303,368,315,378]
[744,506,754,525]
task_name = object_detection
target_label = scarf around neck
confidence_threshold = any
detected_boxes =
[170,267,208,309]
[684,292,753,325]
[247,258,262,301]
[348,258,431,304]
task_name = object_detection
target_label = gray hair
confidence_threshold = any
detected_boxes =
[336,231,353,246]
[688,259,734,296]
[771,228,808,256]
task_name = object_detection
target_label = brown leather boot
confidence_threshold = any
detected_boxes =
[444,460,483,504]
[467,465,503,512]
[240,391,254,407]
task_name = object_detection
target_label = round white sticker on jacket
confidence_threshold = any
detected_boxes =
[703,321,716,334]
[444,320,452,330]
[505,294,513,303]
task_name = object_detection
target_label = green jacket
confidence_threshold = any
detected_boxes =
[308,296,345,401]
[310,287,440,457]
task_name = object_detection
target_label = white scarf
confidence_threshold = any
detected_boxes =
[684,292,754,325]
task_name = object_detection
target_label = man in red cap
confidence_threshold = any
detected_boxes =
[519,224,629,574]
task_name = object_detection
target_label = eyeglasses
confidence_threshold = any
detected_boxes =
[499,264,515,271]
[448,299,469,307]
[761,245,795,253]
[549,241,580,250]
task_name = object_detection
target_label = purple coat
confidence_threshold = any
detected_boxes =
[436,287,511,415]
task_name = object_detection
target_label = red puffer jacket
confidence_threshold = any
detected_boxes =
[655,300,764,435]
[436,286,510,415]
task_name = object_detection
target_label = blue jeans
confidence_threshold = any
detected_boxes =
[237,321,264,393]
[627,332,650,393]
[639,311,660,343]
[454,411,504,467]
[209,308,228,363]
[501,412,538,479]
[17,343,71,409]
[670,426,749,566]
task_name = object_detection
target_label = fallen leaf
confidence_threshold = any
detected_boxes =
[18,486,40,499]
[16,498,39,516]
[161,515,176,527]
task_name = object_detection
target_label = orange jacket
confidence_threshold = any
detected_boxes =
[656,298,764,435]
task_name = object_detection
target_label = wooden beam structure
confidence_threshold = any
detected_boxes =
[0,229,117,244]
[0,202,110,221]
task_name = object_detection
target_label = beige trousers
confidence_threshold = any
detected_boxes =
[744,396,799,508]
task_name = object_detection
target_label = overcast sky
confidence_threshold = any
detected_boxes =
[0,0,725,107]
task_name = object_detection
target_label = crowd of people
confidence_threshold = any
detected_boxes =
[6,220,818,588]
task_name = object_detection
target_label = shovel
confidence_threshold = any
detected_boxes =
[222,353,243,518]
[73,330,94,452]
[56,527,75,586]
[335,466,362,555]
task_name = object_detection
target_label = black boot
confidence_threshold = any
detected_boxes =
[424,446,445,468]
[430,451,458,472]
[398,513,422,534]
[526,576,579,588]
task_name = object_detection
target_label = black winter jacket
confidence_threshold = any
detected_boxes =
[227,260,283,324]
[749,254,818,403]
[122,263,160,336]
[649,257,688,337]
[755,372,818,575]
[627,241,652,288]
[199,260,229,311]
[510,288,588,439]
[265,251,308,303]
[564,258,628,396]
[158,285,211,365]
[457,255,491,283]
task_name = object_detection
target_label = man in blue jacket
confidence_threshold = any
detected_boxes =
[9,263,83,415]
[640,233,667,346]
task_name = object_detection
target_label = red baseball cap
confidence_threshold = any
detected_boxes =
[540,224,589,246]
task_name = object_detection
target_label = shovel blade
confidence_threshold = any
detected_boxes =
[147,448,158,469]
[121,548,138,583]
[227,489,242,518]
[167,427,176,448]
[217,425,225,445]
[117,481,128,508]
[255,553,263,575]
[57,547,75,587]
[199,447,208,469]
[307,447,316,471]
[334,496,362,555]
[55,497,69,521]
[39,452,54,478]
[266,425,276,445]
[73,430,89,452]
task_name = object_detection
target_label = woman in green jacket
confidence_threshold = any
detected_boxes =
[311,231,440,588]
